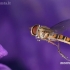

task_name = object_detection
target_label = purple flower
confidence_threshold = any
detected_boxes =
[0,64,11,70]
[0,44,11,70]
[0,44,8,58]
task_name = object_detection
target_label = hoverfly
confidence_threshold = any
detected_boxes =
[30,19,70,61]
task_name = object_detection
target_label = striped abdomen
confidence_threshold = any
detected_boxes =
[52,34,70,44]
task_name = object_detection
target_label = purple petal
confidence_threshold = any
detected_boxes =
[0,44,8,58]
[0,64,11,70]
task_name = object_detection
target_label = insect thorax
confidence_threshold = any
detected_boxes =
[39,26,53,34]
[36,26,54,40]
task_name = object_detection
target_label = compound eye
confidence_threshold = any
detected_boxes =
[31,25,39,36]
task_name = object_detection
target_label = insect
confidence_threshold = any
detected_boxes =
[30,19,70,61]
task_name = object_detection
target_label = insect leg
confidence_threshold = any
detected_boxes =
[48,40,70,61]
[57,42,70,61]
[48,40,58,46]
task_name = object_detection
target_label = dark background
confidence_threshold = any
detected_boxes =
[0,0,70,70]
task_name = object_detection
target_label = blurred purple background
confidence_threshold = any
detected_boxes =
[0,0,70,70]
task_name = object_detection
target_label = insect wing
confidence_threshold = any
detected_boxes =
[50,19,70,34]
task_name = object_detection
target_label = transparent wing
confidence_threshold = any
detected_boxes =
[50,19,70,34]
